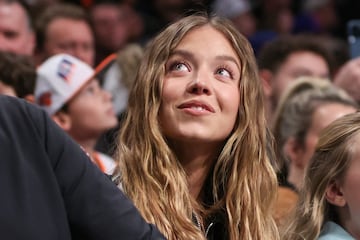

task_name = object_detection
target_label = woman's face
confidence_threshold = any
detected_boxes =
[159,25,241,145]
[297,103,356,170]
[336,132,360,239]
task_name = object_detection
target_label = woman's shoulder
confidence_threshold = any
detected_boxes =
[318,221,355,240]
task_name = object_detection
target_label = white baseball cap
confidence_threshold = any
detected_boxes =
[35,53,116,115]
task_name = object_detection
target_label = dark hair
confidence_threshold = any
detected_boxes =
[0,51,36,98]
[35,3,92,51]
[257,34,334,77]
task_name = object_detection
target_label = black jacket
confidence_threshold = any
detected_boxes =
[0,96,165,240]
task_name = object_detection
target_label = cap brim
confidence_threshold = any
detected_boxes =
[93,53,117,85]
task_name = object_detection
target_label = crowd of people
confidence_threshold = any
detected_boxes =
[2,0,360,239]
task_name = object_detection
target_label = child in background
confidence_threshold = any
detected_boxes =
[35,53,118,175]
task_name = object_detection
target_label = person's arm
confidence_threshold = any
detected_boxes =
[27,100,165,240]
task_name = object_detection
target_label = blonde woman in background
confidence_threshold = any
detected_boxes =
[272,77,358,225]
[115,14,279,240]
[282,112,360,239]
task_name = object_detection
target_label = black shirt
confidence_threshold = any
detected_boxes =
[0,95,165,240]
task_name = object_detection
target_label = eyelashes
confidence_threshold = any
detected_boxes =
[166,59,236,80]
[216,65,234,79]
[168,61,190,72]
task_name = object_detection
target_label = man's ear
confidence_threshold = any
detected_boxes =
[325,180,346,207]
[284,137,305,169]
[259,69,273,98]
[51,111,72,131]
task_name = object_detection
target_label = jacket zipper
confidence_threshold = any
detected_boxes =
[193,212,214,238]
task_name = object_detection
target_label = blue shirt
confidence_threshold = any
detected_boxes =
[318,221,355,240]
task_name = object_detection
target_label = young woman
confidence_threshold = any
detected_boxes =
[115,14,279,240]
[282,112,360,239]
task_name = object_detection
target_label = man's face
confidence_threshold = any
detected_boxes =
[271,51,330,107]
[0,2,35,55]
[43,18,95,66]
[90,3,129,52]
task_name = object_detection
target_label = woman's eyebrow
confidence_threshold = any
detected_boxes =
[169,49,195,61]
[215,55,241,70]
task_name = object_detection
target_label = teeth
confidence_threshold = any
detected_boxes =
[191,106,204,111]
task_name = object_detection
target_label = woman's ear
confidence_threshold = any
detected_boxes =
[325,180,346,207]
[284,137,305,169]
[51,111,72,131]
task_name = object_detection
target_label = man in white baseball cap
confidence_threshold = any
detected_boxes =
[35,53,118,175]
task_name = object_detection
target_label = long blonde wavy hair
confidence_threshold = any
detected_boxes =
[281,112,360,239]
[115,13,279,240]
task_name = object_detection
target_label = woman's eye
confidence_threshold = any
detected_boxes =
[170,62,189,72]
[217,68,232,78]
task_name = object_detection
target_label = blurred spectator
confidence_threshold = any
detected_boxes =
[272,76,357,225]
[281,112,360,240]
[35,54,118,174]
[257,34,333,122]
[252,0,294,33]
[121,2,144,43]
[212,0,256,37]
[0,50,36,101]
[89,1,134,65]
[249,30,278,57]
[0,0,35,56]
[293,0,339,35]
[34,3,95,66]
[136,0,212,44]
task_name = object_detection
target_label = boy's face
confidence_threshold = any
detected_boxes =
[65,79,117,139]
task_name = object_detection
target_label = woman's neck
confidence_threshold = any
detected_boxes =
[171,140,221,200]
[185,158,212,201]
